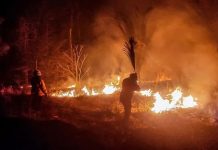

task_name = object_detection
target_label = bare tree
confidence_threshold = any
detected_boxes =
[56,6,89,88]
[57,45,89,87]
[57,27,89,87]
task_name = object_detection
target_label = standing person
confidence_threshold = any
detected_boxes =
[121,36,139,126]
[120,73,140,125]
[31,69,47,117]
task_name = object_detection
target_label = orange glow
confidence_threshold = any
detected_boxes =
[151,87,197,113]
[51,77,198,113]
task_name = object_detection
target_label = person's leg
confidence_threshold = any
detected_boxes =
[35,96,43,119]
[31,96,42,119]
[125,103,131,122]
[123,100,131,124]
[31,96,37,118]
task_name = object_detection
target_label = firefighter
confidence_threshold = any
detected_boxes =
[120,73,140,124]
[31,69,47,116]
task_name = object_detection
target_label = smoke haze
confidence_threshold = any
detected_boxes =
[1,0,218,105]
[87,0,218,104]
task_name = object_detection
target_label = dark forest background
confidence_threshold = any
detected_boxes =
[0,0,218,89]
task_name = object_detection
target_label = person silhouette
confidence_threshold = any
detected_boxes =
[31,69,47,117]
[120,73,140,124]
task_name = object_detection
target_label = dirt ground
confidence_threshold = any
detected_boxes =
[0,95,218,150]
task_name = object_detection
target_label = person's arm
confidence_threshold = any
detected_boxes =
[134,82,140,91]
[135,84,140,91]
[31,79,34,94]
[40,80,48,96]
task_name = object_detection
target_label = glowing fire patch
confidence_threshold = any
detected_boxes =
[102,84,119,95]
[139,89,152,97]
[82,86,90,96]
[152,93,170,113]
[51,76,121,97]
[91,89,99,96]
[151,88,197,113]
[50,75,198,113]
[182,96,197,108]
[51,89,75,97]
[68,84,76,88]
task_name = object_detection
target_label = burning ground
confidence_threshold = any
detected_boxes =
[0,94,218,150]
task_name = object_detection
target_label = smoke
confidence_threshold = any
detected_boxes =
[87,0,218,105]
[87,9,131,81]
[87,0,156,79]
[144,3,218,105]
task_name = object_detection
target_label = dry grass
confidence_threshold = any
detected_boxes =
[1,95,218,150]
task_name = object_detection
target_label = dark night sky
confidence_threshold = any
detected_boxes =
[0,0,105,42]
[0,0,106,18]
[0,0,38,42]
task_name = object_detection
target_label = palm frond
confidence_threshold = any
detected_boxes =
[123,36,137,71]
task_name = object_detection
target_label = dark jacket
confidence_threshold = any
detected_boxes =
[31,76,47,96]
[120,77,140,103]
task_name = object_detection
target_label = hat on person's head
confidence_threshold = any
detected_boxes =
[33,69,42,76]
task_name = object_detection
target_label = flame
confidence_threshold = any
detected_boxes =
[182,96,197,108]
[82,86,90,96]
[51,89,75,97]
[50,76,198,113]
[51,76,121,97]
[67,84,76,88]
[91,89,99,96]
[151,88,198,113]
[171,88,182,101]
[102,84,119,95]
[152,93,171,113]
[139,89,152,97]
